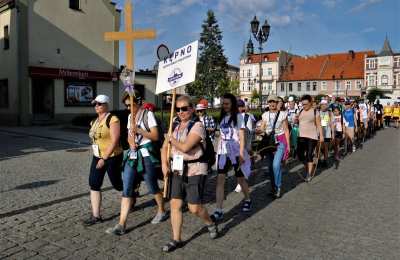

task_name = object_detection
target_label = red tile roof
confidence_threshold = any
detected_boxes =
[280,50,375,82]
[246,52,280,63]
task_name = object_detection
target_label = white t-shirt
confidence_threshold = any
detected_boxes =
[359,103,368,119]
[217,114,245,155]
[127,109,157,146]
[261,111,288,136]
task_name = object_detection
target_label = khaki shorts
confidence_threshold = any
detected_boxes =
[345,127,354,140]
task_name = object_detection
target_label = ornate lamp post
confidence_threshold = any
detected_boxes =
[250,16,270,109]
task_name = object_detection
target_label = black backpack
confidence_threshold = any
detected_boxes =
[172,116,216,170]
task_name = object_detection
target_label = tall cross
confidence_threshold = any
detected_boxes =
[104,1,156,71]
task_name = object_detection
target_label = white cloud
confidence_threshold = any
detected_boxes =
[361,27,376,33]
[349,0,383,13]
[322,0,340,8]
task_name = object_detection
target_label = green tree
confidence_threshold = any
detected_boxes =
[366,88,385,103]
[251,89,260,107]
[186,10,228,103]
[229,79,240,96]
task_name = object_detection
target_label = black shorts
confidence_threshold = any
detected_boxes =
[217,156,244,178]
[170,174,206,204]
[376,114,383,120]
[324,138,332,143]
[297,137,317,163]
[89,154,123,191]
[334,132,343,139]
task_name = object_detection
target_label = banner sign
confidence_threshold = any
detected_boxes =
[156,40,198,94]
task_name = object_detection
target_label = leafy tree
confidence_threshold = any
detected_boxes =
[186,10,228,104]
[367,88,386,103]
[251,89,260,106]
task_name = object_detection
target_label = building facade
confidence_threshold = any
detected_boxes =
[364,37,400,99]
[239,50,292,106]
[277,50,373,98]
[0,0,120,125]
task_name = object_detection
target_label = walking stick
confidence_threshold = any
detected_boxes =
[310,142,322,179]
[163,89,177,198]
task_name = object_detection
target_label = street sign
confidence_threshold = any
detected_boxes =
[156,40,198,94]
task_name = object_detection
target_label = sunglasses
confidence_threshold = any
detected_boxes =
[94,102,105,107]
[268,100,277,103]
[176,106,190,112]
[125,103,131,108]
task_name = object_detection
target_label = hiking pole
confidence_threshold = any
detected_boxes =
[311,142,322,179]
[163,89,177,198]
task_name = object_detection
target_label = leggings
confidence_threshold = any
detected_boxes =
[297,137,317,163]
[89,155,123,191]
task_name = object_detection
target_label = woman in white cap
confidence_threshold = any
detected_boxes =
[84,95,123,226]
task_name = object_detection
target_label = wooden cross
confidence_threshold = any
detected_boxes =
[104,1,156,71]
[104,1,156,131]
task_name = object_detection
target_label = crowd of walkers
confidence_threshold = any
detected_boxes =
[83,91,397,252]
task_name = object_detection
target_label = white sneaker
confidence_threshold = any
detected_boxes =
[234,184,242,193]
[352,145,356,152]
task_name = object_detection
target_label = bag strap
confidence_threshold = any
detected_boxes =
[271,110,280,134]
[105,113,113,128]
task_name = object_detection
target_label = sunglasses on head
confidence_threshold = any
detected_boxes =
[94,102,105,107]
[176,106,190,112]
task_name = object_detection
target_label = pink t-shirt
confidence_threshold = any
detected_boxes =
[299,108,319,140]
[171,121,207,177]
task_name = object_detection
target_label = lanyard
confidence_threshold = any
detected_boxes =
[90,113,110,143]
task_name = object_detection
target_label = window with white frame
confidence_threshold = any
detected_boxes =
[267,68,272,76]
[242,83,245,91]
[368,75,375,86]
[394,57,400,68]
[69,0,80,10]
[289,83,293,92]
[280,83,284,92]
[321,81,327,90]
[306,82,310,91]
[242,70,244,78]
[356,80,362,89]
[312,82,317,91]
[381,75,388,85]
[268,82,272,91]
[297,82,301,91]
[346,81,351,90]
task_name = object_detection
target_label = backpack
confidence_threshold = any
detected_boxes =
[172,116,216,170]
[140,109,165,153]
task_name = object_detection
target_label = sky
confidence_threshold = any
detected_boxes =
[112,0,400,69]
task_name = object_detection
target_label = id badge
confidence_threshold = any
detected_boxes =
[92,144,100,158]
[140,148,150,157]
[172,154,184,172]
[129,150,137,160]
[321,120,328,127]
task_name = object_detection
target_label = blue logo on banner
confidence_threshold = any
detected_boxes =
[168,68,183,87]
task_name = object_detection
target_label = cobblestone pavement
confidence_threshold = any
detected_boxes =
[0,128,399,259]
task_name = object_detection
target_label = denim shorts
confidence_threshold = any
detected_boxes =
[122,157,160,198]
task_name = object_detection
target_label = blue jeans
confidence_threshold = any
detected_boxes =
[122,157,160,198]
[266,141,285,190]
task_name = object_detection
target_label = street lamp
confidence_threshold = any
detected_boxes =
[250,16,270,110]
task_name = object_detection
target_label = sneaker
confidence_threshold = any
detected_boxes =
[305,174,312,183]
[241,200,252,212]
[352,145,356,152]
[207,223,219,239]
[151,212,168,224]
[82,215,103,226]
[210,211,224,222]
[162,240,182,253]
[234,184,242,193]
[274,188,282,199]
[105,224,125,236]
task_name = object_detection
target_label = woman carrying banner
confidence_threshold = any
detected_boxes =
[210,93,252,222]
[161,95,218,252]
[83,95,123,226]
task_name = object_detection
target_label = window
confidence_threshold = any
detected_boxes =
[346,81,351,90]
[280,83,284,92]
[356,80,362,89]
[312,82,317,91]
[368,75,375,86]
[69,0,80,10]
[0,79,9,108]
[247,69,251,77]
[289,83,293,92]
[321,81,327,90]
[306,82,310,91]
[297,82,301,91]
[267,68,272,76]
[381,75,388,85]
[394,58,400,68]
[393,75,397,88]
[336,81,340,90]
[367,59,377,70]
[3,26,9,50]
[268,82,272,91]
[242,70,244,78]
[242,83,245,91]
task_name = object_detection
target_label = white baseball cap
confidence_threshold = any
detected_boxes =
[91,94,110,104]
[288,96,294,102]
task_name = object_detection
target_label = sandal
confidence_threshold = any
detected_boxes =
[162,240,182,253]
